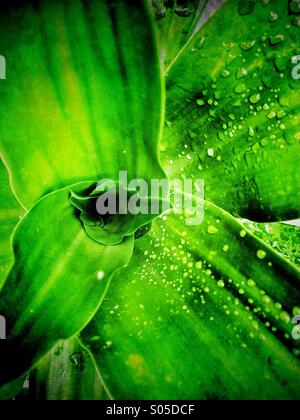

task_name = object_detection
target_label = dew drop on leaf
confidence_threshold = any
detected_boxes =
[97,271,105,281]
[207,225,218,234]
[195,261,203,270]
[249,93,261,104]
[247,279,256,288]
[221,69,230,78]
[269,34,285,45]
[207,148,214,157]
[293,307,300,316]
[267,111,276,119]
[256,249,267,259]
[196,98,205,106]
[248,126,255,137]
[240,229,247,238]
[240,40,256,51]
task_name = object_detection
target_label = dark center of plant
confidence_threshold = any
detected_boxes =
[69,181,168,246]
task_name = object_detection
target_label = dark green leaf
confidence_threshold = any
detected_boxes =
[162,0,300,221]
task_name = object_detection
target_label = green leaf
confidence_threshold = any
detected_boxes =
[153,0,224,71]
[243,221,300,267]
[0,376,27,401]
[162,0,300,221]
[0,182,134,386]
[0,158,24,287]
[81,203,300,399]
[27,337,110,400]
[0,0,164,209]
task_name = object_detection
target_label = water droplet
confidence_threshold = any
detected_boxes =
[236,67,248,79]
[152,0,167,19]
[276,109,285,119]
[70,351,86,371]
[280,311,290,323]
[240,229,247,238]
[196,98,205,106]
[240,40,256,51]
[249,93,261,104]
[207,225,218,234]
[233,100,242,107]
[217,280,225,288]
[256,249,267,259]
[248,126,255,137]
[195,261,203,270]
[54,346,63,357]
[267,111,276,119]
[247,279,256,288]
[235,83,247,94]
[293,307,300,316]
[97,271,105,281]
[174,5,194,17]
[221,69,230,78]
[269,34,285,45]
[223,244,229,252]
[195,37,206,50]
[207,148,214,157]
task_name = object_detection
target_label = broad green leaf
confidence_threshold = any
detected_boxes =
[0,158,24,287]
[81,203,300,399]
[0,182,134,386]
[0,0,164,210]
[162,0,300,222]
[243,221,300,267]
[28,338,110,400]
[153,0,224,71]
